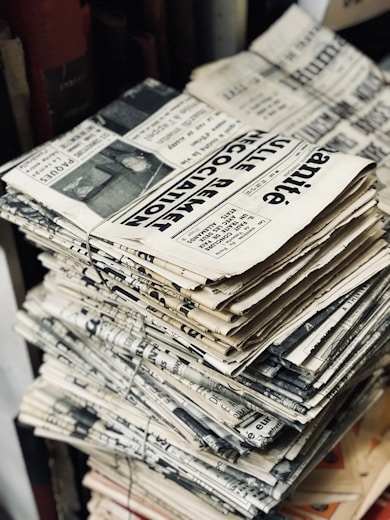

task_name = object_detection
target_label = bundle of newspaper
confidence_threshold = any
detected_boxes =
[186,4,390,219]
[0,69,389,517]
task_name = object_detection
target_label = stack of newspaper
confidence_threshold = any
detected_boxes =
[79,388,390,519]
[0,8,389,519]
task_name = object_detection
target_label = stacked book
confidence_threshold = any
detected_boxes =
[0,8,389,520]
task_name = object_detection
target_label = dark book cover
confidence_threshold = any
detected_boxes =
[90,0,161,106]
[0,65,20,165]
[166,0,200,90]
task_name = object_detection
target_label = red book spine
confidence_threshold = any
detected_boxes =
[0,0,95,143]
[363,487,390,520]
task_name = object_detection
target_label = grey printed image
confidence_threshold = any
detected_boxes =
[53,140,172,218]
[92,79,179,135]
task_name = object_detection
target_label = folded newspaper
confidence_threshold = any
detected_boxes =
[187,4,390,218]
[1,7,389,520]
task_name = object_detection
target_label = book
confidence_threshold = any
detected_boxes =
[144,0,171,85]
[89,0,160,106]
[89,2,134,106]
[0,19,34,154]
[166,0,200,90]
[0,57,20,165]
[0,0,95,143]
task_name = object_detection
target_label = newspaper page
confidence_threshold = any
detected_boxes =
[248,3,390,225]
[190,45,390,158]
[249,4,388,116]
[188,51,336,143]
[2,77,245,234]
[187,50,390,160]
[186,36,390,223]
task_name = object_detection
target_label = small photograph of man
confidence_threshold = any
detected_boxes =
[53,140,173,218]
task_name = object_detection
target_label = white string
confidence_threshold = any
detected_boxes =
[124,356,152,519]
[83,168,162,519]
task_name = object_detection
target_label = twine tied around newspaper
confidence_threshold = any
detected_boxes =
[125,356,152,519]
[84,175,156,291]
[86,219,112,289]
[84,188,154,519]
[86,214,153,518]
[85,211,123,290]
